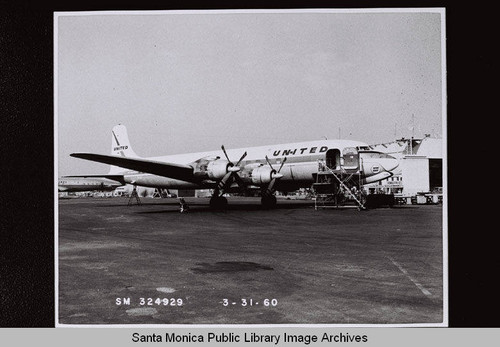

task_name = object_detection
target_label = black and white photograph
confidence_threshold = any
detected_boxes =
[55,8,447,326]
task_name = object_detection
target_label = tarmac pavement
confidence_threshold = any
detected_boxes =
[58,197,444,325]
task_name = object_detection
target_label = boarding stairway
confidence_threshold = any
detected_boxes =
[312,161,366,210]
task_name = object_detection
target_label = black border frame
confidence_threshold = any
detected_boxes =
[1,0,495,327]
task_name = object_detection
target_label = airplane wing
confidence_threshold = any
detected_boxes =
[70,153,195,182]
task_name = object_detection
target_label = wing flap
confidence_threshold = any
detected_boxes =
[70,153,195,182]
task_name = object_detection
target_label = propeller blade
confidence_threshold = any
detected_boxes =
[217,145,249,194]
[233,174,246,191]
[235,151,247,166]
[265,155,274,170]
[277,157,287,173]
[267,180,276,193]
[221,145,231,163]
[218,171,234,191]
[265,157,287,195]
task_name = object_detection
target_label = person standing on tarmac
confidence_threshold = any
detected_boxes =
[179,197,189,213]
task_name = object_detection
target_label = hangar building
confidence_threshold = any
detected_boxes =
[364,135,443,197]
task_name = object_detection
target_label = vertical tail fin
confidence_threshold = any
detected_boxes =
[108,124,139,174]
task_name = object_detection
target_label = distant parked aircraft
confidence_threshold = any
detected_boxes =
[58,176,124,193]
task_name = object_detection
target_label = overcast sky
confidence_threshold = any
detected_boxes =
[56,10,444,175]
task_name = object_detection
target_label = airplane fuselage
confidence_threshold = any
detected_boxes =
[118,139,397,191]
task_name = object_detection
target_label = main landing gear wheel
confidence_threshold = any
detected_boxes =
[261,195,277,208]
[209,196,228,209]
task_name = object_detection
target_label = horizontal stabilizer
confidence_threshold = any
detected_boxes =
[61,174,126,185]
[70,153,194,182]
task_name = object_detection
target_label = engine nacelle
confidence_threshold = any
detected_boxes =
[206,160,232,180]
[251,166,276,185]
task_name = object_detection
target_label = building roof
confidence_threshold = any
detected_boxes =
[368,137,443,159]
[414,137,442,159]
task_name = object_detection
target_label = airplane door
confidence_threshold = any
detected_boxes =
[326,149,341,170]
[342,147,359,170]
